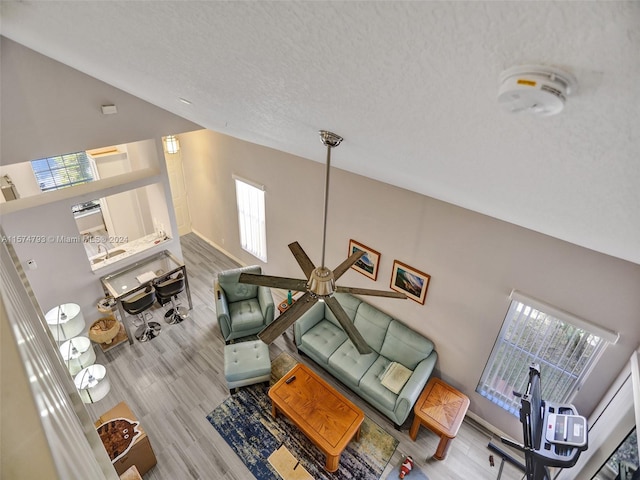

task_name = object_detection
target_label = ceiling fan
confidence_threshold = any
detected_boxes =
[238,130,407,354]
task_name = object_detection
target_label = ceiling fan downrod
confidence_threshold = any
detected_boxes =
[306,130,343,298]
[318,130,342,270]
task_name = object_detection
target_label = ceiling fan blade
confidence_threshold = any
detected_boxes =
[238,273,307,291]
[288,241,316,279]
[335,286,407,299]
[325,296,373,355]
[258,292,318,344]
[333,249,365,280]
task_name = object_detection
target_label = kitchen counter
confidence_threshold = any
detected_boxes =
[89,233,170,271]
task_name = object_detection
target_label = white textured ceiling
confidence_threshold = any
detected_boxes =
[2,1,639,264]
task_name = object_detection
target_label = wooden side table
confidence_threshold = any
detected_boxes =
[409,377,470,460]
[277,295,296,314]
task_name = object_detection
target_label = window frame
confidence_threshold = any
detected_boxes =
[233,175,267,262]
[477,290,619,416]
[31,152,96,192]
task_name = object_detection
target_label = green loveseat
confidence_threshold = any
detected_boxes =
[293,293,437,427]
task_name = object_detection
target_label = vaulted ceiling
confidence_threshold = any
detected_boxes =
[2,1,639,264]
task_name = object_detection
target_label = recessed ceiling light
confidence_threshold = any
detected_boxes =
[178,97,192,105]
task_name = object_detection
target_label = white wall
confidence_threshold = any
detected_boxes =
[179,128,640,441]
[0,162,41,201]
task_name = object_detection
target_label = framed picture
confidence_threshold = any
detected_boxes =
[390,260,431,304]
[348,239,381,281]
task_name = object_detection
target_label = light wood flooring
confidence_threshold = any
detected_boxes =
[85,232,526,480]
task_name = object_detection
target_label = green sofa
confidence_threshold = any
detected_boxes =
[293,293,437,427]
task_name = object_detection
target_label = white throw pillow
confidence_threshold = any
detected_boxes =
[379,361,413,394]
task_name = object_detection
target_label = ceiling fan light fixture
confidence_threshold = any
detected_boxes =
[307,267,335,298]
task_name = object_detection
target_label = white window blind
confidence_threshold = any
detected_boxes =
[234,176,267,262]
[31,152,95,191]
[477,290,618,415]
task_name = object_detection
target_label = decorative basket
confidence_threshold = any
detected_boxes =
[89,317,120,344]
[97,296,115,314]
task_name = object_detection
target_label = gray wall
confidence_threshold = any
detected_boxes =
[179,128,640,439]
[1,37,200,163]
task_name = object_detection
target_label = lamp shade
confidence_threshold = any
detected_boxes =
[74,364,110,404]
[45,303,85,341]
[59,336,96,375]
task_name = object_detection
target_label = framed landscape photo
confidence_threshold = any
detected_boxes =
[348,239,381,281]
[390,260,431,304]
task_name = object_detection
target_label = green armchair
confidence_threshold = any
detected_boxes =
[214,265,275,343]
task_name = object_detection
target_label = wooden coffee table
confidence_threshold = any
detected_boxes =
[269,363,364,472]
[409,377,470,460]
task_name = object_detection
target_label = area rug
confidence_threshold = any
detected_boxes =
[206,352,398,480]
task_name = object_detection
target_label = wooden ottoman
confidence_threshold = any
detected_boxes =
[409,377,470,460]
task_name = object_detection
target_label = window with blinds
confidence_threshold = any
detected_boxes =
[31,152,95,191]
[477,290,618,416]
[234,176,267,262]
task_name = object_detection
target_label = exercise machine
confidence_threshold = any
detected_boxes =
[489,363,588,480]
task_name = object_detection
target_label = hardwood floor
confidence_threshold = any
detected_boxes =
[85,232,525,480]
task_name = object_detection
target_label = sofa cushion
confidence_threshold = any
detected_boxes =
[299,320,348,362]
[379,320,434,370]
[352,303,392,353]
[359,356,398,411]
[325,293,362,328]
[328,341,378,388]
[218,265,261,303]
[229,299,265,332]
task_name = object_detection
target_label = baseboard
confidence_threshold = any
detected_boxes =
[465,410,513,440]
[190,230,246,267]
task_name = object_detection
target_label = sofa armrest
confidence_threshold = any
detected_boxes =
[214,281,232,340]
[394,351,438,423]
[293,301,325,345]
[257,286,275,325]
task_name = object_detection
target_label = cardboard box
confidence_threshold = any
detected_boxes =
[95,402,157,476]
[119,465,143,480]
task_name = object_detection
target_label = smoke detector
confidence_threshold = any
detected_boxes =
[498,65,577,116]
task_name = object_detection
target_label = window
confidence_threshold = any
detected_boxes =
[31,152,95,191]
[234,176,267,262]
[477,290,619,416]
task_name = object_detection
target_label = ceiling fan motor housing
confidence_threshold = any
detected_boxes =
[307,267,336,298]
[498,65,577,116]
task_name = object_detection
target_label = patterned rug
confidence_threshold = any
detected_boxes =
[207,352,398,480]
